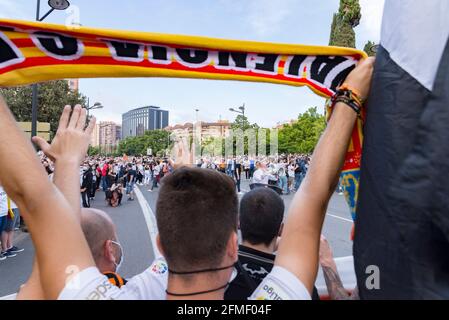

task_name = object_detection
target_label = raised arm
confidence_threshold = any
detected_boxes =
[32,105,94,219]
[319,235,354,300]
[0,98,95,299]
[17,105,96,299]
[275,58,374,293]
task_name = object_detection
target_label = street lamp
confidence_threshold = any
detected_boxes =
[85,98,104,117]
[229,103,246,117]
[31,0,71,138]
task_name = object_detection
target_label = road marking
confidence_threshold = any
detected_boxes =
[134,186,161,258]
[326,213,353,223]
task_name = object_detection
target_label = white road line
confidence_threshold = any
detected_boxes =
[326,213,353,223]
[134,186,161,258]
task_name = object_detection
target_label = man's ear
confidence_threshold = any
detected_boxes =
[104,240,115,263]
[227,232,239,261]
[156,233,165,257]
[278,222,284,237]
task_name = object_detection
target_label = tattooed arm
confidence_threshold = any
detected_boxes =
[319,235,358,300]
[321,266,351,300]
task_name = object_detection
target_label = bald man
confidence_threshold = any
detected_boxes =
[79,208,168,299]
[80,208,126,286]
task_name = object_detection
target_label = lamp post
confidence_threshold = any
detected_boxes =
[229,103,245,118]
[31,0,71,138]
[195,108,199,123]
[85,98,104,117]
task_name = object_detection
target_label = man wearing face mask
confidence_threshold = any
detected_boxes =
[81,208,169,295]
[80,208,126,287]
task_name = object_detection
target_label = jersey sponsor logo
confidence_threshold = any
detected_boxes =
[252,279,287,300]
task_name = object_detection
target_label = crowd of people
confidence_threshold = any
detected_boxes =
[0,57,374,300]
[70,153,311,211]
[196,155,311,195]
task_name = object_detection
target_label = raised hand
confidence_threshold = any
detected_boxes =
[170,137,193,168]
[319,235,336,269]
[32,104,96,165]
[343,57,375,101]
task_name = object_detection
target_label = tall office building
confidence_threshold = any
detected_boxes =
[122,106,169,138]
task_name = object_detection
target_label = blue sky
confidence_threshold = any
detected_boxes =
[0,0,384,127]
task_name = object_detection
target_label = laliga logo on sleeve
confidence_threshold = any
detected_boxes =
[151,259,168,275]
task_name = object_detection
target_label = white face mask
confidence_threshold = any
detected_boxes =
[110,240,124,272]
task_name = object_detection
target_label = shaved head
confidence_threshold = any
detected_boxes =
[80,208,117,264]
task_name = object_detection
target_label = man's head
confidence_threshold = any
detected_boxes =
[80,208,123,273]
[239,187,284,248]
[156,167,238,274]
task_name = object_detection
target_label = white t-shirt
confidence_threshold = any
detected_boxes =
[0,186,17,217]
[249,266,311,300]
[287,165,295,177]
[59,259,309,300]
[121,257,168,300]
[58,257,168,300]
[137,164,144,174]
[277,163,286,177]
[252,169,275,184]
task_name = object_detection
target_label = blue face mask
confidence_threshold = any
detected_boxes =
[110,240,124,272]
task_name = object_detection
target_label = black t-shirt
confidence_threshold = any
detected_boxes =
[127,169,136,182]
[224,245,320,300]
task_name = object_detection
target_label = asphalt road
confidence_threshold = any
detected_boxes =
[0,176,353,297]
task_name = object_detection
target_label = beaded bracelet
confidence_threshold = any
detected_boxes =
[331,84,364,116]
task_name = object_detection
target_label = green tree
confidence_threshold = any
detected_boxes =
[143,129,172,155]
[278,107,326,154]
[88,145,101,156]
[329,0,361,48]
[0,80,86,139]
[117,129,171,156]
[228,114,261,155]
[231,114,251,131]
[201,136,224,157]
[363,40,377,57]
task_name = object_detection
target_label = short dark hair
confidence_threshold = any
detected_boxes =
[240,188,284,246]
[156,167,238,271]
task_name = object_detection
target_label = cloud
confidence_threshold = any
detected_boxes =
[357,0,385,44]
[246,0,295,37]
